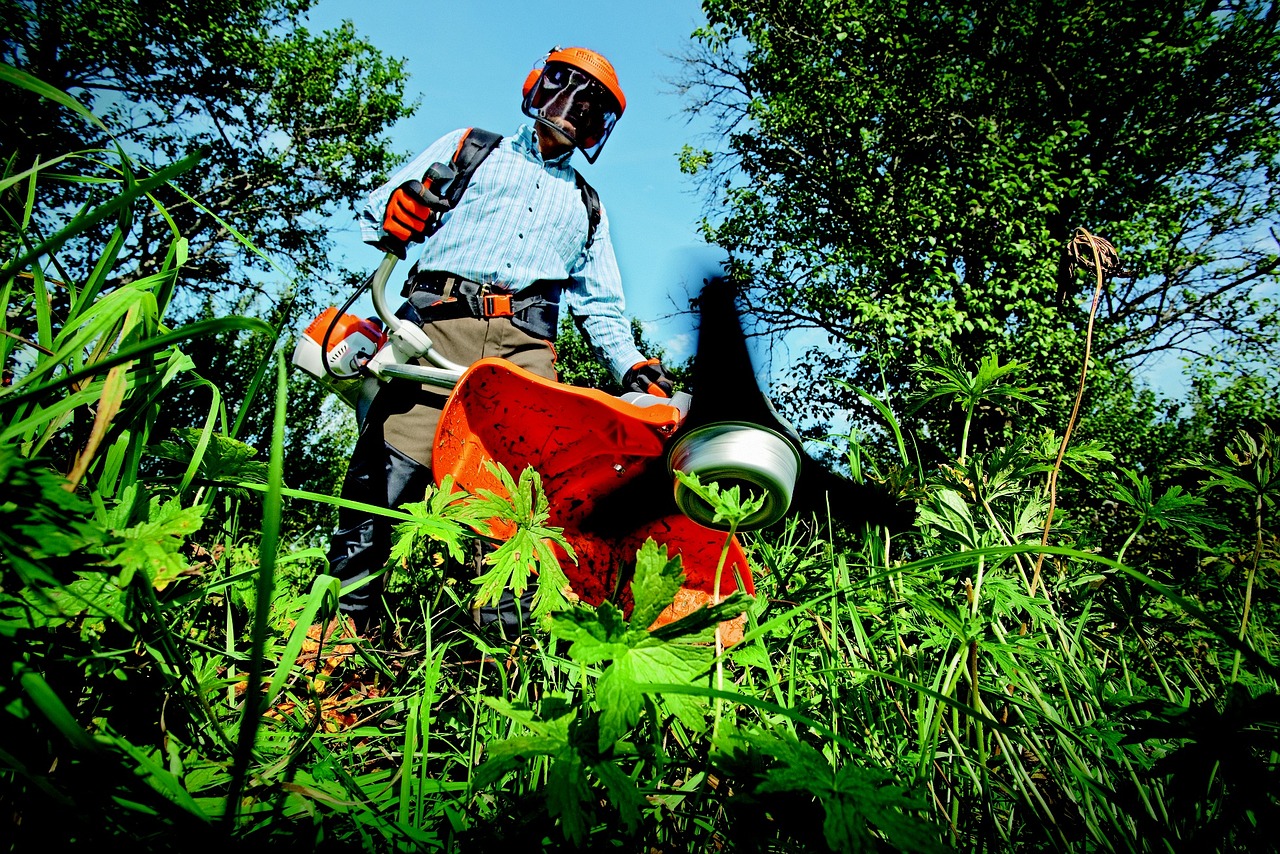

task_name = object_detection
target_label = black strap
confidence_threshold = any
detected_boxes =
[445,128,503,209]
[401,272,563,340]
[575,171,601,250]
[436,127,602,251]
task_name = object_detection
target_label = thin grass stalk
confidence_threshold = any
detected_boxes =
[224,354,287,827]
[1,151,203,286]
[1230,491,1265,682]
[398,703,419,828]
[710,525,737,737]
[0,315,272,413]
[133,578,234,754]
[229,314,289,442]
[917,646,968,781]
[32,266,53,353]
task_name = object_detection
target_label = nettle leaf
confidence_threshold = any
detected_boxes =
[469,462,576,622]
[0,446,109,579]
[551,539,748,749]
[0,572,129,636]
[106,496,207,590]
[553,600,634,662]
[152,427,267,495]
[594,636,711,745]
[673,470,767,529]
[628,537,686,629]
[390,475,479,566]
[476,697,606,847]
[591,757,647,835]
[473,717,572,789]
[546,752,592,846]
[727,726,943,853]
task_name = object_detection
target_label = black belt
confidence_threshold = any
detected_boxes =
[398,269,563,340]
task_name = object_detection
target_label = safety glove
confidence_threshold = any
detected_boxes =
[623,358,674,397]
[377,180,451,258]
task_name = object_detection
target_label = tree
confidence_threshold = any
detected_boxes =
[1,1,416,536]
[1,0,415,318]
[676,0,1280,445]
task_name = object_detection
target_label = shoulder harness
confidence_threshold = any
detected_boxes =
[442,127,602,249]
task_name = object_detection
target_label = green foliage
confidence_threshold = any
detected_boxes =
[102,491,207,590]
[682,0,1280,448]
[474,541,740,845]
[0,0,416,316]
[389,474,481,569]
[554,314,689,392]
[911,347,1045,460]
[550,540,744,746]
[715,727,944,854]
[467,462,575,622]
[5,18,1280,854]
[152,427,268,497]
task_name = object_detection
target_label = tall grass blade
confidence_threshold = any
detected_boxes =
[224,354,287,826]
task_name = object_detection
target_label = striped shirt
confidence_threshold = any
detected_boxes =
[360,124,645,381]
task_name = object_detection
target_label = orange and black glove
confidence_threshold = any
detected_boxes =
[623,359,674,397]
[378,180,451,258]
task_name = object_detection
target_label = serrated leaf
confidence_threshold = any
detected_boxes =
[468,463,576,621]
[151,427,267,496]
[628,538,686,629]
[107,496,206,590]
[592,758,647,834]
[550,601,634,662]
[389,477,477,566]
[596,636,711,747]
[730,726,943,853]
[546,752,591,846]
[917,487,979,548]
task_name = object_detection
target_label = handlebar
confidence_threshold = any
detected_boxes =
[364,252,468,389]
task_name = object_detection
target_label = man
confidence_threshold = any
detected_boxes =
[326,46,673,635]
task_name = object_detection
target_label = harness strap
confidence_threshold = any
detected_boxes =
[399,271,563,341]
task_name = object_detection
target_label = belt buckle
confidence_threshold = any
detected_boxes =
[481,288,513,318]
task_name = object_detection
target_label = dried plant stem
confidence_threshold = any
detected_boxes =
[1030,228,1108,600]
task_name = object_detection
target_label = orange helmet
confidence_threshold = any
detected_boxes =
[522,46,625,163]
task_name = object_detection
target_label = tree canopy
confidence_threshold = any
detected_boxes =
[678,0,1280,434]
[1,0,415,316]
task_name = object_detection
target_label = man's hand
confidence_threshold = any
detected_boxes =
[378,180,451,258]
[623,359,674,397]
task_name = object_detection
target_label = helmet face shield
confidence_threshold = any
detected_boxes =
[523,61,621,162]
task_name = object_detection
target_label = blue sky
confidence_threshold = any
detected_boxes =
[305,0,723,362]
[300,1,1195,399]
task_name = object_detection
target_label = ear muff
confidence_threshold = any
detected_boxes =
[521,66,542,101]
[522,46,555,102]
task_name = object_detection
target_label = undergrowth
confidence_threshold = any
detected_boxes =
[2,64,1278,853]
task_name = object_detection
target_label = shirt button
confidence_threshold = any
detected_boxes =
[518,233,524,239]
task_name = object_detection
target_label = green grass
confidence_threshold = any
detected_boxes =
[2,64,1278,852]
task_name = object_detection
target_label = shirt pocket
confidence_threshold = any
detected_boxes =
[548,185,590,269]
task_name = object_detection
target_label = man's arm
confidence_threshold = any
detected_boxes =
[562,204,672,394]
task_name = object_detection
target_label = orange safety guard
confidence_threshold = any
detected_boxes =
[433,358,753,612]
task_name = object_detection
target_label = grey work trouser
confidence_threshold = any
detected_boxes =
[325,315,557,633]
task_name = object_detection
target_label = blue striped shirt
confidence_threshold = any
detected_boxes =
[361,124,645,381]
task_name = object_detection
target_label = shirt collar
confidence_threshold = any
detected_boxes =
[516,123,575,167]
